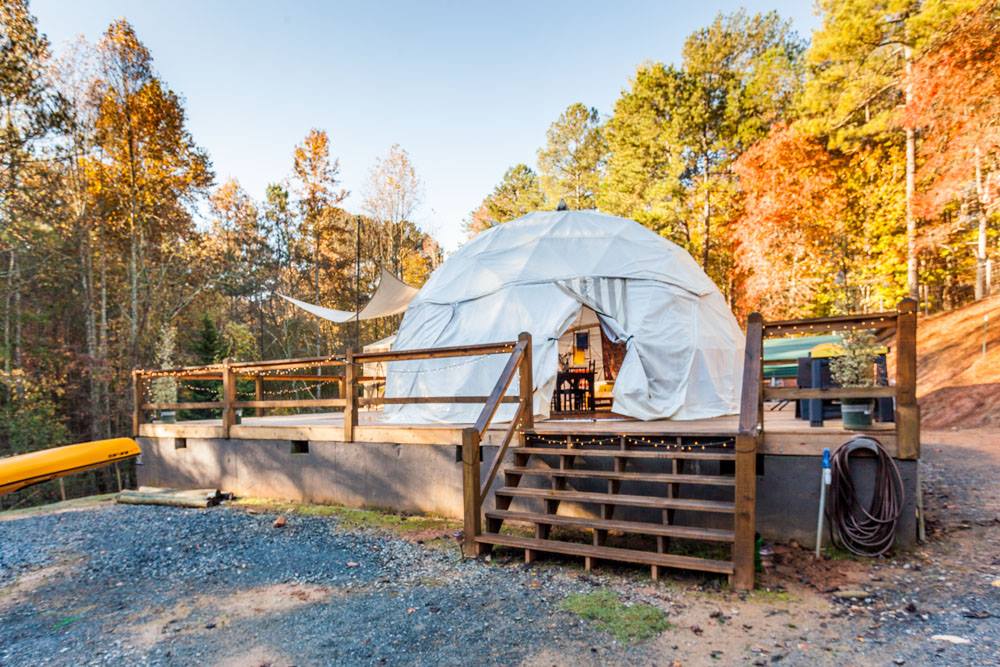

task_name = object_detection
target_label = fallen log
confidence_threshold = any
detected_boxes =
[117,486,223,508]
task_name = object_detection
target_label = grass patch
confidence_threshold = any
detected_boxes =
[52,615,82,631]
[748,587,796,603]
[822,546,860,561]
[560,590,671,643]
[231,498,460,536]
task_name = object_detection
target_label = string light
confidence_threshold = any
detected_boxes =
[524,433,732,452]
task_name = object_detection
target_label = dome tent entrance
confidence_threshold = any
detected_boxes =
[385,210,745,423]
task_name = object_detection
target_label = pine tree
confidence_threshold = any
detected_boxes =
[466,164,545,234]
[537,103,606,209]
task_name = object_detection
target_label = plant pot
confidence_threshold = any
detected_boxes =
[159,410,177,424]
[841,399,873,429]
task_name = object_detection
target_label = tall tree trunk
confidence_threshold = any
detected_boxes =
[98,231,110,437]
[81,224,101,441]
[313,230,321,357]
[701,159,711,270]
[3,249,12,376]
[126,117,141,364]
[904,44,918,300]
[12,251,21,372]
[974,145,988,300]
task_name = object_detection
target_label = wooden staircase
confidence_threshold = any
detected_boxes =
[457,316,763,590]
[475,436,742,581]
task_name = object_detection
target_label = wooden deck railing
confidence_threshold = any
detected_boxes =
[332,334,532,555]
[758,297,919,459]
[731,298,919,588]
[345,333,535,557]
[133,355,347,437]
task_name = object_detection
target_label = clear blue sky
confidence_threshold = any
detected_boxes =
[32,0,819,251]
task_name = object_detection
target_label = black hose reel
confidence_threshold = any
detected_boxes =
[826,436,905,557]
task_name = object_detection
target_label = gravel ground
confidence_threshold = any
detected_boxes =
[2,430,998,666]
[821,432,1000,666]
[0,504,641,666]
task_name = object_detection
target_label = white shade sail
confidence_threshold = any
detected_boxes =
[278,269,418,323]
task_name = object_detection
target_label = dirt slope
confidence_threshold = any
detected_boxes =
[917,294,1000,429]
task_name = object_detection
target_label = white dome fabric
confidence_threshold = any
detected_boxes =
[384,210,744,423]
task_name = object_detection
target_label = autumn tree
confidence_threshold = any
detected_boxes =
[801,0,980,299]
[291,128,349,354]
[93,19,212,363]
[0,0,64,376]
[362,144,422,278]
[732,125,847,317]
[537,103,606,209]
[50,37,111,439]
[466,163,545,235]
[595,10,803,295]
[905,0,1000,299]
[678,10,804,278]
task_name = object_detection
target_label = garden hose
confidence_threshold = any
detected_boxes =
[826,437,904,557]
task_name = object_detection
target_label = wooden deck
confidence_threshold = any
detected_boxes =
[133,302,921,590]
[138,405,901,458]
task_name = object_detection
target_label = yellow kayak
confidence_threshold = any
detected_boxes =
[0,438,141,496]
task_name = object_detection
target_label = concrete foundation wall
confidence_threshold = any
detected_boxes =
[138,437,918,548]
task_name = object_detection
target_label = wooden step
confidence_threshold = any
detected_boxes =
[515,446,736,461]
[495,486,735,513]
[485,510,735,542]
[504,466,734,486]
[476,533,734,575]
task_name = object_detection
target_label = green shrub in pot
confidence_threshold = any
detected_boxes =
[829,330,878,429]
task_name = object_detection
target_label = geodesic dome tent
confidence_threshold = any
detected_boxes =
[384,210,745,423]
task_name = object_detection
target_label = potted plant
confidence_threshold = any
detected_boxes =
[829,330,879,429]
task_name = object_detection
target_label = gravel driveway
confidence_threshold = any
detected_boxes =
[0,504,632,666]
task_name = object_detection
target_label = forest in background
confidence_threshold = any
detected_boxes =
[1,0,998,504]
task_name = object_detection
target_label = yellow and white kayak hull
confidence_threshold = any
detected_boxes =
[0,438,140,496]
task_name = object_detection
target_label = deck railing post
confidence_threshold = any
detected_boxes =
[221,357,236,439]
[344,348,357,442]
[733,312,763,591]
[517,331,533,435]
[461,426,483,557]
[254,374,264,417]
[895,298,920,460]
[132,369,144,436]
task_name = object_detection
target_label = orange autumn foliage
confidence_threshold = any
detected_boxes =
[905,0,1000,221]
[731,125,847,319]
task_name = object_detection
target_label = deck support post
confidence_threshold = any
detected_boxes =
[344,348,357,442]
[254,375,264,417]
[732,312,763,591]
[732,434,758,590]
[221,358,236,439]
[461,427,483,557]
[895,298,920,460]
